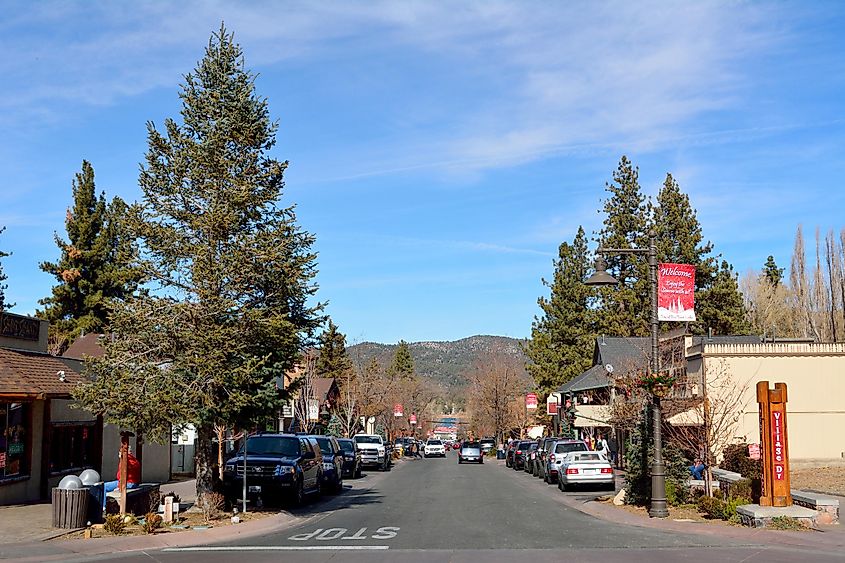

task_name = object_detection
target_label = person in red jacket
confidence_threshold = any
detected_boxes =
[103,449,140,493]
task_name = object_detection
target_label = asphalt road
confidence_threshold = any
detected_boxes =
[89,452,844,562]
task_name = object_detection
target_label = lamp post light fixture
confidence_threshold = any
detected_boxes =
[585,229,669,518]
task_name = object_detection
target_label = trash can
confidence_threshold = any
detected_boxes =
[497,449,505,460]
[84,483,105,524]
[52,488,90,528]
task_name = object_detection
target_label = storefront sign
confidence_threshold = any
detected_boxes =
[307,399,320,422]
[394,404,404,417]
[0,313,40,341]
[525,393,538,410]
[657,263,696,321]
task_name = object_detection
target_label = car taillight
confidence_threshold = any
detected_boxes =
[566,468,579,475]
[516,450,522,455]
[601,467,613,474]
[549,454,555,462]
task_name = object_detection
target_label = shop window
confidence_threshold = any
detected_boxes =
[0,402,29,480]
[50,422,96,474]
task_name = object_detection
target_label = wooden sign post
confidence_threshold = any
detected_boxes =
[756,382,792,507]
[118,431,134,515]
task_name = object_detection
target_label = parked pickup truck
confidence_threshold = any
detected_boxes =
[353,434,390,471]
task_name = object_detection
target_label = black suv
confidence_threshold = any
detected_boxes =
[223,434,323,506]
[312,435,344,494]
[337,438,362,479]
[512,440,533,470]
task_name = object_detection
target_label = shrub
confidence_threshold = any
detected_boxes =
[721,444,761,479]
[696,495,727,519]
[103,514,127,535]
[623,417,691,506]
[769,516,808,531]
[729,478,753,501]
[201,491,226,522]
[142,512,163,534]
[665,478,691,507]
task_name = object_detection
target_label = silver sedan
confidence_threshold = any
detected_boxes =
[458,442,484,464]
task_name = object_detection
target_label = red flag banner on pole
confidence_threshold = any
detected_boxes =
[525,393,538,410]
[394,403,404,417]
[658,263,696,321]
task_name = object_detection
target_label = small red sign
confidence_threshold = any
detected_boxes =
[526,393,538,410]
[409,414,417,425]
[547,400,558,415]
[771,411,785,480]
[393,403,404,417]
[658,263,696,321]
[748,443,761,460]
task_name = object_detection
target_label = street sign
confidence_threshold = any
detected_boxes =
[394,403,404,417]
[409,414,417,425]
[307,399,320,421]
[525,393,538,410]
[546,392,560,414]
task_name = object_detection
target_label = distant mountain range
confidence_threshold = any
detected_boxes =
[348,335,528,388]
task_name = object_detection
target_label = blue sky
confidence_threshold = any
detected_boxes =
[1,1,844,345]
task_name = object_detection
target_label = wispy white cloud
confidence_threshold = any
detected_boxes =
[1,1,787,177]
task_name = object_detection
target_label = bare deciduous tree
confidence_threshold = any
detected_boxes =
[465,352,532,444]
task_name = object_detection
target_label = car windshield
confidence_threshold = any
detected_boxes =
[480,439,494,445]
[462,442,480,449]
[528,443,538,450]
[555,442,588,454]
[354,436,382,444]
[315,437,334,455]
[428,440,442,445]
[339,441,355,453]
[518,442,532,449]
[243,436,299,457]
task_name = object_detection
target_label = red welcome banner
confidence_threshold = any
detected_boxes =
[525,393,538,410]
[658,263,696,321]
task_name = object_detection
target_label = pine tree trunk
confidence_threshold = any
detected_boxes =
[195,422,215,503]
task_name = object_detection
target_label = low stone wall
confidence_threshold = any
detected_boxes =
[792,491,839,525]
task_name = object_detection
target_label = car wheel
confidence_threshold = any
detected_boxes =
[543,473,549,484]
[558,479,566,492]
[354,464,362,479]
[291,478,305,507]
[335,474,343,494]
[458,458,463,464]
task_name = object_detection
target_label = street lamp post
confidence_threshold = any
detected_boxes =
[585,229,668,518]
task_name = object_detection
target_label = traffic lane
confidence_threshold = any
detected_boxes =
[203,450,740,551]
[86,454,845,563]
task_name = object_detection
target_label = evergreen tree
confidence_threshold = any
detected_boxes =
[763,255,784,287]
[316,320,353,378]
[596,156,650,336]
[695,261,751,335]
[38,161,142,352]
[525,226,595,393]
[0,227,11,312]
[74,25,322,498]
[390,340,415,379]
[652,173,716,289]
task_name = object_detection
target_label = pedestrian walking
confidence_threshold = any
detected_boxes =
[607,434,619,467]
[411,440,423,459]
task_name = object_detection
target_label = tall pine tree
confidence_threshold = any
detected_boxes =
[316,320,353,378]
[763,255,784,287]
[0,226,11,311]
[525,226,595,394]
[696,260,751,335]
[74,25,322,498]
[390,340,415,379]
[596,156,650,336]
[38,161,142,352]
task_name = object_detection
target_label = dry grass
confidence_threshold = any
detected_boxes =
[790,466,845,496]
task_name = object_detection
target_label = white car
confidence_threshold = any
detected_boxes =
[557,451,615,491]
[423,439,446,457]
[353,434,390,471]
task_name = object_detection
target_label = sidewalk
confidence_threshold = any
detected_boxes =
[0,478,198,546]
